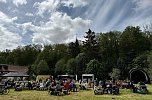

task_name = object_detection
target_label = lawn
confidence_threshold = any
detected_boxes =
[0,85,152,100]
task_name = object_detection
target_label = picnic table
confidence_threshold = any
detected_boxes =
[49,86,68,95]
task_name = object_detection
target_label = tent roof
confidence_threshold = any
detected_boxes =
[129,68,151,84]
[58,75,75,77]
[1,72,29,77]
[82,74,94,76]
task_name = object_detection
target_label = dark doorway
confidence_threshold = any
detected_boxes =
[129,68,150,84]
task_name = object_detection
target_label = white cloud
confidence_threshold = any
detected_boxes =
[33,0,60,16]
[120,0,152,30]
[0,11,17,24]
[0,11,22,51]
[1,0,152,51]
[0,11,12,23]
[61,0,89,8]
[21,12,91,45]
[121,15,152,30]
[13,0,27,7]
[0,0,6,3]
[83,0,152,32]
[33,0,89,16]
[0,26,22,50]
[133,0,152,10]
[25,13,34,17]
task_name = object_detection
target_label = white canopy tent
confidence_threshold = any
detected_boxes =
[57,74,77,80]
[82,74,94,81]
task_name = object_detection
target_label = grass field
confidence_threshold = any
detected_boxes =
[0,85,152,100]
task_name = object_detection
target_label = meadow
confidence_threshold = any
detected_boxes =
[0,85,152,100]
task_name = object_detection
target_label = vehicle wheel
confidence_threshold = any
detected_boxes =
[2,89,9,94]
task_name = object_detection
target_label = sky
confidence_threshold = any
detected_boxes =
[0,0,152,50]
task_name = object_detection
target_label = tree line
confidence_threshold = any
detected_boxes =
[0,26,152,80]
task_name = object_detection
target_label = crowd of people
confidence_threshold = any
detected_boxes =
[0,78,86,95]
[0,78,149,95]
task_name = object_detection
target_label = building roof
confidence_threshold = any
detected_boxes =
[2,72,29,77]
[0,64,28,73]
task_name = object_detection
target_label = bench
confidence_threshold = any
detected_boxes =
[54,90,62,95]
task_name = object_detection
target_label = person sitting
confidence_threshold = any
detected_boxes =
[49,82,56,95]
[45,79,51,88]
[94,78,99,86]
[107,83,112,94]
[36,82,40,90]
[84,81,88,90]
[78,79,82,87]
[99,80,103,87]
[139,81,145,85]
[15,82,22,91]
[88,79,91,88]
[63,81,70,94]
[28,81,33,90]
[39,81,44,90]
[71,82,77,92]
[80,81,87,90]
[4,80,8,86]
[112,85,119,95]
[20,82,25,90]
[102,82,107,93]
[55,82,62,95]
[31,81,37,90]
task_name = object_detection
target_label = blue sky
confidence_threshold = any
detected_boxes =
[0,0,152,50]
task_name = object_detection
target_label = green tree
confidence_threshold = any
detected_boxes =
[83,29,99,62]
[143,23,152,49]
[4,45,41,66]
[75,53,87,77]
[34,45,55,75]
[99,31,120,61]
[117,57,128,79]
[109,68,120,81]
[131,54,149,69]
[53,44,68,59]
[85,59,106,80]
[22,45,41,66]
[55,59,66,75]
[66,58,77,74]
[68,39,81,58]
[118,26,151,79]
[36,60,50,75]
[98,31,120,74]
[119,26,150,62]
[148,51,152,79]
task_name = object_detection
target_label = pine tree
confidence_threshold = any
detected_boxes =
[83,29,99,62]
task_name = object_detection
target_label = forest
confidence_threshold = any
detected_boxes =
[0,26,152,80]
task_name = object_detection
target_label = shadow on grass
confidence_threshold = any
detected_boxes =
[146,91,152,95]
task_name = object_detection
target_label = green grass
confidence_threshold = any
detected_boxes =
[0,85,152,100]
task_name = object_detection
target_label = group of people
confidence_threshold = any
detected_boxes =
[94,80,120,95]
[0,78,148,95]
[0,78,79,95]
[48,80,78,95]
[94,79,150,95]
